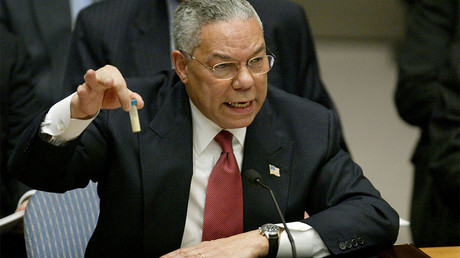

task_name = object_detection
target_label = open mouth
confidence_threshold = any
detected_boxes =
[226,101,251,108]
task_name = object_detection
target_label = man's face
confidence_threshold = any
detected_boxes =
[184,17,268,129]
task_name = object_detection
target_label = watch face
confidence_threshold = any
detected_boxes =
[261,224,280,236]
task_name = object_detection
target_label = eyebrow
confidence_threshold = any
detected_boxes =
[209,44,267,61]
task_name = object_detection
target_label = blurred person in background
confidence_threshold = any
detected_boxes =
[1,24,40,258]
[395,0,459,247]
[1,0,102,107]
[1,1,101,256]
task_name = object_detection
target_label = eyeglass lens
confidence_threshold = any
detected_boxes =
[213,55,274,79]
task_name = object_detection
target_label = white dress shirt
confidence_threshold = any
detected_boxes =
[180,100,246,247]
[41,94,330,257]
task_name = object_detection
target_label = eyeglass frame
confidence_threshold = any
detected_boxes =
[180,49,276,80]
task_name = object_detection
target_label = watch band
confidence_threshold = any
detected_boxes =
[267,235,279,258]
[260,224,280,258]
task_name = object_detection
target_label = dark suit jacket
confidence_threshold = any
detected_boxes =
[0,25,39,218]
[63,0,349,151]
[395,0,459,247]
[1,0,72,107]
[10,71,398,257]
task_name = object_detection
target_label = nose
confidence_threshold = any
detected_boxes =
[231,65,254,90]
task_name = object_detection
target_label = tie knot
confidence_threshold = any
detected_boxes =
[214,130,234,153]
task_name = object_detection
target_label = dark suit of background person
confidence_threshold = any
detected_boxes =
[395,0,459,247]
[0,0,91,107]
[62,0,349,151]
[9,70,399,257]
[0,25,41,258]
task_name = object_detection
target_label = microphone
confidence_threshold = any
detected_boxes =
[244,169,297,258]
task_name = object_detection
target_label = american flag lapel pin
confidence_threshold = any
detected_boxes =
[269,164,280,177]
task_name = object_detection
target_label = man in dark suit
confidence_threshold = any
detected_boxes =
[0,24,41,258]
[10,0,398,257]
[395,0,459,247]
[0,0,99,107]
[63,0,348,151]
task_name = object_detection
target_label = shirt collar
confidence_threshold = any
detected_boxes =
[190,100,246,155]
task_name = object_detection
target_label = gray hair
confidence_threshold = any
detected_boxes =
[172,0,263,56]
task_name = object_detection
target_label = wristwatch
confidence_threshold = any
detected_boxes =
[259,223,280,258]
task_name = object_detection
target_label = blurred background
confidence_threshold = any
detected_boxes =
[293,0,417,244]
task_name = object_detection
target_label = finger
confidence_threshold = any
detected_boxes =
[76,83,90,99]
[129,93,144,109]
[114,85,132,111]
[83,69,100,90]
[84,69,114,96]
[96,72,114,89]
[95,68,130,111]
[92,70,115,91]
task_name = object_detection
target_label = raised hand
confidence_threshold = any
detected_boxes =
[70,65,144,119]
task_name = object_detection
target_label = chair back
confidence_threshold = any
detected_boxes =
[24,182,99,258]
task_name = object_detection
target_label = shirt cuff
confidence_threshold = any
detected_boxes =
[41,93,97,145]
[277,222,330,257]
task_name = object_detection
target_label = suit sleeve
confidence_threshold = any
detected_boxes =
[7,109,109,193]
[303,110,399,256]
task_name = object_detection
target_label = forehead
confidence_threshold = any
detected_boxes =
[195,18,265,59]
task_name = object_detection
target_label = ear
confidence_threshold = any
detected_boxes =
[172,50,189,84]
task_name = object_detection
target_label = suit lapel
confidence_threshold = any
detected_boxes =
[139,82,193,253]
[242,98,294,230]
[137,78,294,248]
[130,0,172,76]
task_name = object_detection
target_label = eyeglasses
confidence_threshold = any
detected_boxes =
[183,51,275,80]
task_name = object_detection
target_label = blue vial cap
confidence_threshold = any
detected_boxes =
[131,99,137,106]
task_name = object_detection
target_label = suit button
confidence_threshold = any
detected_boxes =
[351,239,359,247]
[357,237,365,245]
[345,241,352,249]
[339,242,347,250]
[23,142,30,153]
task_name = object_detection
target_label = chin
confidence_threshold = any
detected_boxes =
[221,117,255,129]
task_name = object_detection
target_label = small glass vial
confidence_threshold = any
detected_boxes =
[129,99,141,133]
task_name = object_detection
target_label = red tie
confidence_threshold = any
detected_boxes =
[202,130,244,241]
